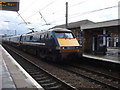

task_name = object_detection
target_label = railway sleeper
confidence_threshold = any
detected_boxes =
[32,74,45,78]
[35,76,49,81]
[38,79,52,83]
[40,80,56,85]
[30,72,43,75]
[26,68,40,70]
[41,81,57,86]
[28,71,42,75]
[27,70,41,73]
[42,84,62,90]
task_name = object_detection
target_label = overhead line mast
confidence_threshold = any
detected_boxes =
[66,2,68,29]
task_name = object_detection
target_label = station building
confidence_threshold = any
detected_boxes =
[81,19,119,54]
[53,19,119,54]
[81,19,120,53]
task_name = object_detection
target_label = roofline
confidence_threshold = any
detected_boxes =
[81,19,120,30]
[53,19,94,29]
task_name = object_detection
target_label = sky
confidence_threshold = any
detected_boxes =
[0,0,119,35]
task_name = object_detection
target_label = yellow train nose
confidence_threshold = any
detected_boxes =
[57,38,80,53]
[57,38,80,47]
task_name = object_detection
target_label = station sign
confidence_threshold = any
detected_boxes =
[98,34,110,37]
[0,0,19,11]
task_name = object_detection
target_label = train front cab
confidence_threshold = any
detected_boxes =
[53,30,82,60]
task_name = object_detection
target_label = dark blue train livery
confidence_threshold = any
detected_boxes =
[3,28,82,61]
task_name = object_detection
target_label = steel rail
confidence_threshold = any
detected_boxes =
[3,45,76,90]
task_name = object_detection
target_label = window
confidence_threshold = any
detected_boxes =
[41,34,44,39]
[44,35,46,39]
[46,34,48,39]
[26,36,30,41]
[48,32,53,39]
[55,32,74,38]
[23,36,26,41]
[32,34,40,42]
[39,35,41,40]
[30,36,33,40]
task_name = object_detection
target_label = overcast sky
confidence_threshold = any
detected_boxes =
[0,0,119,35]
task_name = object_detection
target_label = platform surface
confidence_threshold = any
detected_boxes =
[0,45,44,90]
[83,48,120,64]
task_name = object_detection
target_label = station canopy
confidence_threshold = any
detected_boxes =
[0,0,19,11]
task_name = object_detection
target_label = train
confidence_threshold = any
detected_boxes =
[2,28,82,61]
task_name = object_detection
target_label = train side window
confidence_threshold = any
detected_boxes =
[20,35,22,41]
[39,35,41,40]
[46,34,48,39]
[44,34,46,39]
[32,35,36,42]
[26,36,30,42]
[24,36,26,41]
[21,37,23,42]
[30,36,33,40]
[36,34,40,41]
[17,37,19,42]
[41,34,44,39]
[48,34,52,39]
[51,36,53,38]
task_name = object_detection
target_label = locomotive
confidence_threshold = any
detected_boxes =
[3,28,82,61]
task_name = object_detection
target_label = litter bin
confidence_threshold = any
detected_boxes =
[99,45,107,55]
[102,45,107,55]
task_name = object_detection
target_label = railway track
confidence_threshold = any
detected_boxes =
[59,62,120,90]
[3,44,119,89]
[4,45,76,90]
[67,62,120,81]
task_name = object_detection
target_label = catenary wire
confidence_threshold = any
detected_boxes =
[24,0,58,21]
[49,5,118,23]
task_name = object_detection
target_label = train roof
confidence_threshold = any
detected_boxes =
[4,28,72,38]
[48,28,72,32]
[22,28,72,36]
[2,35,21,38]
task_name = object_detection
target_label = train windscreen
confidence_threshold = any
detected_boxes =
[55,32,74,38]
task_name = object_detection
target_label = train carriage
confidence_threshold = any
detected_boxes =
[3,28,82,61]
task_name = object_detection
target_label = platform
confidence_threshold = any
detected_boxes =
[0,45,44,90]
[83,48,120,64]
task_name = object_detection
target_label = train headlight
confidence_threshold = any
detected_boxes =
[56,46,65,49]
[56,46,61,49]
[75,46,79,49]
